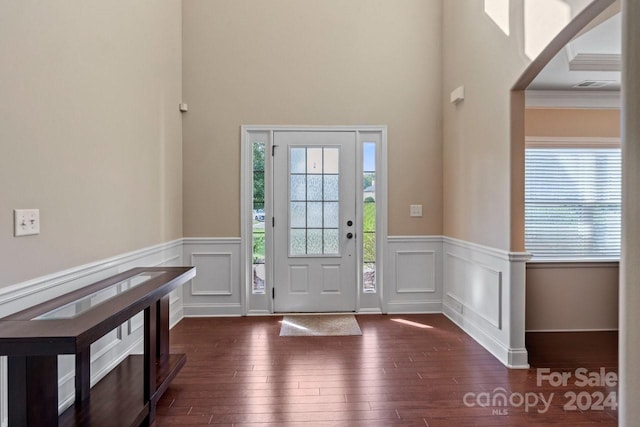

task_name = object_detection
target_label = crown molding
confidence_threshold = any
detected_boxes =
[570,53,621,72]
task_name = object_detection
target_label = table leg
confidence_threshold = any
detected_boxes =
[144,303,158,423]
[75,348,91,404]
[157,295,170,363]
[8,355,58,426]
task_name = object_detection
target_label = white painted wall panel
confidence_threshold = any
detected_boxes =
[191,253,233,296]
[183,238,242,316]
[442,237,529,368]
[396,251,437,293]
[385,237,443,313]
[444,252,502,329]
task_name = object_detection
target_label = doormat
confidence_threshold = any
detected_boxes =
[279,314,362,337]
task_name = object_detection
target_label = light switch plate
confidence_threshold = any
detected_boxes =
[14,209,40,236]
[410,205,423,217]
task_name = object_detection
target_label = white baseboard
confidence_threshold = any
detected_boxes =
[355,308,384,315]
[526,328,619,333]
[183,303,243,317]
[443,304,529,369]
[386,301,443,314]
[246,309,273,316]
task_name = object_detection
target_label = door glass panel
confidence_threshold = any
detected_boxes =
[324,175,339,200]
[324,202,339,228]
[307,229,323,253]
[324,229,339,254]
[290,202,306,228]
[307,202,323,228]
[307,148,323,173]
[289,146,341,256]
[324,148,339,173]
[291,148,306,173]
[290,229,306,256]
[307,175,323,200]
[291,175,306,201]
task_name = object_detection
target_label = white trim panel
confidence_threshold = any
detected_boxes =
[190,253,233,296]
[395,251,437,294]
[444,252,502,329]
[385,236,443,314]
[183,238,242,316]
[442,237,531,369]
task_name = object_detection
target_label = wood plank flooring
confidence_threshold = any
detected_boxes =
[152,314,618,426]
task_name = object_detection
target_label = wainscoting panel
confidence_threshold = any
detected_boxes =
[0,234,535,427]
[445,252,502,329]
[191,253,233,295]
[0,240,185,425]
[442,237,530,368]
[396,251,437,293]
[182,238,242,316]
[385,237,443,313]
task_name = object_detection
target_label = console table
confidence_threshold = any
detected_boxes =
[0,266,195,427]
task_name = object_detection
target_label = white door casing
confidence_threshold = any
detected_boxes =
[273,131,357,312]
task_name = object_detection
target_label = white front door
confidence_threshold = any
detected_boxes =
[273,131,357,312]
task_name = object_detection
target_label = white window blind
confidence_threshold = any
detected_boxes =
[525,146,621,260]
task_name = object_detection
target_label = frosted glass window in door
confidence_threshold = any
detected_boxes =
[289,147,340,255]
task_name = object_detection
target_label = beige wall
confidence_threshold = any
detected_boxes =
[525,108,621,137]
[524,107,620,331]
[442,1,597,251]
[182,0,443,237]
[526,264,619,330]
[0,1,183,287]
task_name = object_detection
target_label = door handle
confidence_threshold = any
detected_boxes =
[346,232,354,239]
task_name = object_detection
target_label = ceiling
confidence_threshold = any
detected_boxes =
[528,12,621,91]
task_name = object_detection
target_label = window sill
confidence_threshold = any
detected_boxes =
[527,258,619,269]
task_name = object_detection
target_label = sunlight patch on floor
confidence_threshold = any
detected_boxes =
[391,318,434,329]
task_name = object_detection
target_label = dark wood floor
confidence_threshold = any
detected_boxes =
[153,314,618,426]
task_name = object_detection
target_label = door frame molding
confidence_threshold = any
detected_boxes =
[241,125,388,315]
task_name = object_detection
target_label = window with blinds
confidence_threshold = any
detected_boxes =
[525,146,621,260]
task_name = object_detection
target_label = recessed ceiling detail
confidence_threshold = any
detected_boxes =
[528,13,621,92]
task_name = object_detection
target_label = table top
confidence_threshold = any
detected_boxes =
[0,266,195,355]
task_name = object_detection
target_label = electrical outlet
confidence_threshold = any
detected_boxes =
[14,209,40,237]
